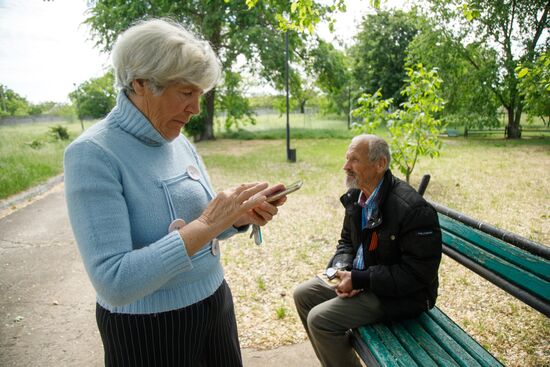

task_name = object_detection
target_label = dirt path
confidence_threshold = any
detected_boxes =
[0,188,103,366]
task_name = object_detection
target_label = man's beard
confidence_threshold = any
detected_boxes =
[345,172,359,189]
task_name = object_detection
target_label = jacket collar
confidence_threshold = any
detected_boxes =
[110,92,168,147]
[339,170,395,230]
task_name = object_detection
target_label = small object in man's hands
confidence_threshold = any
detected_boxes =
[266,180,303,203]
[326,267,338,280]
[316,271,341,288]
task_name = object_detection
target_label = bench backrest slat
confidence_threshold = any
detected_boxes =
[439,215,550,281]
[441,229,550,302]
[430,201,550,259]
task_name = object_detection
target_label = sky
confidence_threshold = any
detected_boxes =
[0,0,402,104]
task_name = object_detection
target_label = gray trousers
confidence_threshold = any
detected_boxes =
[293,277,384,367]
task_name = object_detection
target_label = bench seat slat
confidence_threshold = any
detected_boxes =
[373,324,422,366]
[389,323,437,366]
[402,319,461,367]
[427,308,503,367]
[442,230,550,302]
[356,326,403,366]
[352,307,506,367]
[439,215,550,281]
[418,312,482,367]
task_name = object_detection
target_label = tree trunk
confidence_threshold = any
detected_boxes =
[199,89,216,141]
[300,100,306,114]
[506,105,522,139]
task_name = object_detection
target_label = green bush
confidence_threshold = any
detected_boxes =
[49,125,70,141]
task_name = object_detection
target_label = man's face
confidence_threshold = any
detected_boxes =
[343,141,384,194]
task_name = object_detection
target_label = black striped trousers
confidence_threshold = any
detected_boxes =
[96,280,242,367]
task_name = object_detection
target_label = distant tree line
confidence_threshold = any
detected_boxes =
[0,84,72,118]
[4,0,547,141]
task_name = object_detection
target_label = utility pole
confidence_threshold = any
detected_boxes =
[73,83,84,131]
[285,30,296,162]
[347,86,351,129]
[0,85,7,114]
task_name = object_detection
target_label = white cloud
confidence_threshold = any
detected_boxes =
[0,0,108,103]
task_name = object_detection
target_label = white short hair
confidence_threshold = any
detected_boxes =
[111,19,222,94]
[352,134,391,170]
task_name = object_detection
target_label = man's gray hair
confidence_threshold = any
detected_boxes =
[353,134,391,170]
[111,18,222,95]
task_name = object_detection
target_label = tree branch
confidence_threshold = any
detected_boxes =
[528,1,550,56]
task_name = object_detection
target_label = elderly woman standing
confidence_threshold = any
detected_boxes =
[64,19,284,367]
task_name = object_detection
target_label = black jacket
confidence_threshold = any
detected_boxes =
[330,170,442,320]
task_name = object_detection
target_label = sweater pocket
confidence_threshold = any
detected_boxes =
[159,171,211,225]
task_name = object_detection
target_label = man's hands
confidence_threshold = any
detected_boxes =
[334,270,361,298]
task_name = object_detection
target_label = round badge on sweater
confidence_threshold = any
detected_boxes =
[168,218,186,233]
[187,165,201,180]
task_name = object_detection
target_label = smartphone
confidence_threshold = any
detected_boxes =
[266,180,303,203]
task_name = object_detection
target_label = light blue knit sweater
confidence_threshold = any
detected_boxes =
[64,92,241,314]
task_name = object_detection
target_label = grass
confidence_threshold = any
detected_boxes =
[0,120,96,200]
[215,111,356,140]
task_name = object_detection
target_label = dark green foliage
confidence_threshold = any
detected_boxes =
[406,26,501,129]
[184,99,206,141]
[0,84,30,116]
[309,39,351,115]
[49,125,70,141]
[517,51,550,127]
[69,71,116,119]
[350,10,422,107]
[425,0,550,138]
[217,71,256,130]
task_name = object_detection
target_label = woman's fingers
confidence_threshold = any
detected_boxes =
[262,183,285,198]
[223,182,267,213]
[235,182,268,201]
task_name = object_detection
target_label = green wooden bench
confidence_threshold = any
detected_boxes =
[445,128,459,137]
[463,127,505,137]
[349,175,550,366]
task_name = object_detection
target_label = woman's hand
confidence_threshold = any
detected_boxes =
[233,183,287,227]
[199,182,269,229]
[178,182,268,256]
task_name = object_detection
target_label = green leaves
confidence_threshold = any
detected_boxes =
[516,51,550,125]
[276,0,346,34]
[69,71,116,120]
[460,3,481,21]
[517,68,529,79]
[350,9,422,107]
[353,65,445,182]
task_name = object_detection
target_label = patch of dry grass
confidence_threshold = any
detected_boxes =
[196,137,549,367]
